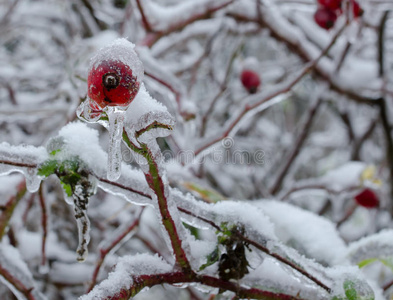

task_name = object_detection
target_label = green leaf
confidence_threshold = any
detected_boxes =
[37,160,58,177]
[344,280,358,300]
[199,247,219,271]
[61,182,73,197]
[183,182,225,203]
[49,149,61,156]
[358,258,378,269]
[183,223,199,239]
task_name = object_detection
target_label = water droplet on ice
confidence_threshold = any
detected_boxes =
[76,99,102,123]
[24,168,42,193]
[106,107,126,181]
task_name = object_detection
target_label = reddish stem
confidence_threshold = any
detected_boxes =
[0,262,36,300]
[38,184,48,271]
[0,179,26,240]
[104,271,303,300]
[135,0,153,32]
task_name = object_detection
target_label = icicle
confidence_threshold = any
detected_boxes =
[73,183,91,262]
[24,168,42,193]
[106,107,126,181]
[72,176,96,262]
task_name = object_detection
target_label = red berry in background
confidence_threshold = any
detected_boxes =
[87,39,144,110]
[354,188,379,208]
[314,8,337,30]
[352,1,363,18]
[318,0,342,11]
[240,70,261,94]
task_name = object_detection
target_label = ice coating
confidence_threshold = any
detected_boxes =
[81,254,172,300]
[125,83,175,146]
[106,107,126,181]
[73,177,96,262]
[0,142,47,193]
[88,38,144,109]
[89,38,144,81]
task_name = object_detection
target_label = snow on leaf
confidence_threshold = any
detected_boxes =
[347,230,393,265]
[0,142,48,193]
[253,200,347,266]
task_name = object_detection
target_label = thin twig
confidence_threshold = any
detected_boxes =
[141,1,235,47]
[270,95,323,195]
[0,180,26,240]
[200,41,244,137]
[38,183,48,272]
[135,0,153,32]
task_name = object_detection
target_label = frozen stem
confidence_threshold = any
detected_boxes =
[106,271,304,300]
[0,179,26,240]
[122,130,191,271]
[38,183,48,273]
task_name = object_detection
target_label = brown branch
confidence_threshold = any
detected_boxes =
[270,95,323,195]
[141,1,235,47]
[135,0,153,32]
[0,180,26,240]
[38,183,48,272]
[351,118,378,160]
[378,11,389,77]
[0,262,36,300]
[336,202,357,228]
[0,160,37,169]
[378,98,393,214]
[200,41,243,137]
[105,271,303,300]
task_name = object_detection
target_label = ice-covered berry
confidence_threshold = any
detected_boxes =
[240,69,261,94]
[352,1,363,18]
[318,0,342,11]
[87,39,144,110]
[354,188,379,208]
[314,8,337,30]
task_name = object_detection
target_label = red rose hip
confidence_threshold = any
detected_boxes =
[354,188,379,208]
[352,1,363,18]
[314,8,337,30]
[240,69,261,94]
[318,0,342,11]
[87,39,144,110]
